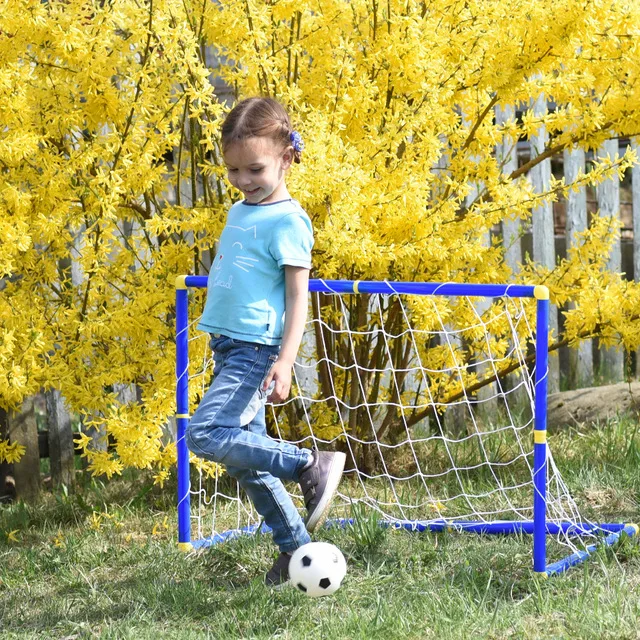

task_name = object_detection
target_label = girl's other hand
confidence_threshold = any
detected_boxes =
[263,359,293,403]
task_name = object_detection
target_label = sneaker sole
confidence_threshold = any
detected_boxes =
[304,452,346,533]
[266,579,291,591]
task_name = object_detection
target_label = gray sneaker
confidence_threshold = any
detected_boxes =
[265,551,291,589]
[299,450,346,532]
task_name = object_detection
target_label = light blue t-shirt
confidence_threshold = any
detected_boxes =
[197,199,314,345]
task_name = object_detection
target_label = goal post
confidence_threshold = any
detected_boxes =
[175,275,638,575]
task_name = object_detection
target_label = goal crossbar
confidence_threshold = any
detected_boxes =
[175,276,638,576]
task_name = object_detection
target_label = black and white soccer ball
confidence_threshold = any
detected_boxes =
[289,542,347,597]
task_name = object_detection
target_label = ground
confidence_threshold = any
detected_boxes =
[0,416,638,639]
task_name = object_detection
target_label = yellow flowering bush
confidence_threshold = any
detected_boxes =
[1,0,640,476]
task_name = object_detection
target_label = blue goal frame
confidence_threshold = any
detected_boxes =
[175,276,638,576]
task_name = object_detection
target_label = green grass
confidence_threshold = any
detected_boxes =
[1,417,639,639]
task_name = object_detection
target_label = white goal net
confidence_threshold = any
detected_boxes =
[177,280,627,572]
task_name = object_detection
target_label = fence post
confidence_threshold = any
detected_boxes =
[563,146,594,388]
[70,225,109,469]
[45,389,76,491]
[495,104,531,405]
[596,138,625,382]
[496,104,521,273]
[461,113,496,415]
[8,397,41,501]
[632,138,640,379]
[530,92,559,393]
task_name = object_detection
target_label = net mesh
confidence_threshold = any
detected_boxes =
[180,284,600,558]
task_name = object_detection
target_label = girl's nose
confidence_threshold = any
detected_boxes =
[238,173,253,187]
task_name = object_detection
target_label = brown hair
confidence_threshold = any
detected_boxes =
[220,97,302,164]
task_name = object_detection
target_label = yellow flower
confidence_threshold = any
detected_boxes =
[152,516,170,537]
[90,512,103,531]
[6,530,20,543]
[0,441,25,464]
[0,0,639,478]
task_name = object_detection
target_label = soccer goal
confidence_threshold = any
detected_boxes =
[175,276,637,576]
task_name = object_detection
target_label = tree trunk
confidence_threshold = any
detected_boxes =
[547,381,640,428]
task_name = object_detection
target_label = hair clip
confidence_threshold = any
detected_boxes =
[289,130,305,152]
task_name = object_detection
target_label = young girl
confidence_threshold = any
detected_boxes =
[185,97,346,587]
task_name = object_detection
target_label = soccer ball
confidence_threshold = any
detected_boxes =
[289,542,347,597]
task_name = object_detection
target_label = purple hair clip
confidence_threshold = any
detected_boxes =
[290,130,304,152]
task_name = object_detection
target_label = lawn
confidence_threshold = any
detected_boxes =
[1,417,639,639]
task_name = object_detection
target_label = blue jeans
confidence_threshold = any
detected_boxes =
[185,335,313,553]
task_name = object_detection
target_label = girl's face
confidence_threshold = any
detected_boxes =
[223,137,293,205]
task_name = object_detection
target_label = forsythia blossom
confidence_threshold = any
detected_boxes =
[1,0,640,470]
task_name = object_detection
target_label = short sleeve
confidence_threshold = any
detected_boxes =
[269,213,314,268]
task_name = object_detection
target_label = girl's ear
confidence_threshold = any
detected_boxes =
[281,146,294,169]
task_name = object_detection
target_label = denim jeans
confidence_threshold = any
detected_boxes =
[185,335,313,553]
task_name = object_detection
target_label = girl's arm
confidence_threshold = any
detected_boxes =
[262,266,310,403]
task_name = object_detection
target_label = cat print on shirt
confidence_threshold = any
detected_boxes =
[211,224,258,289]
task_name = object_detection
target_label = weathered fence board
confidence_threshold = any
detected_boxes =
[496,105,521,273]
[596,139,625,382]
[564,146,594,388]
[530,93,560,393]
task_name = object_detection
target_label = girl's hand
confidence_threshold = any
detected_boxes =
[263,359,293,403]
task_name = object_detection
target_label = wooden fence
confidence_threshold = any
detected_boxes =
[513,133,639,392]
[2,103,640,501]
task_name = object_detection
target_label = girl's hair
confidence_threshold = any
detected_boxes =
[221,97,302,164]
